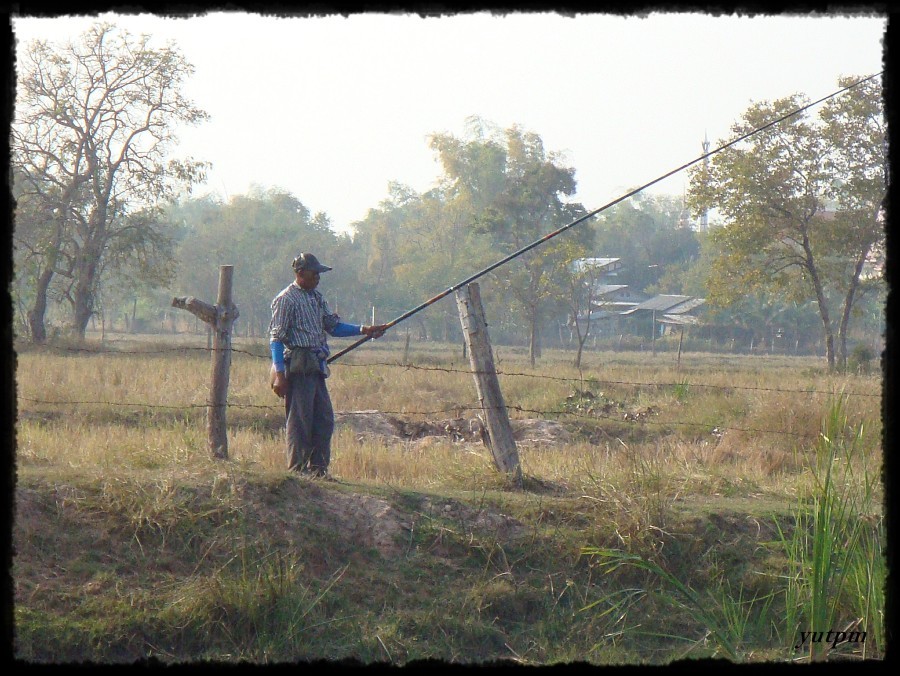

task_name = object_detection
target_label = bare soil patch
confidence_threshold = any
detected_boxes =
[336,411,572,447]
[312,487,414,558]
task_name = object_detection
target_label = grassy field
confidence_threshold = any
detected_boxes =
[13,334,884,664]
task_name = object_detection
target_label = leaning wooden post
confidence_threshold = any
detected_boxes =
[172,265,240,459]
[455,283,522,487]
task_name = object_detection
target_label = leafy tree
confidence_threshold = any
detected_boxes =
[12,22,208,341]
[350,182,424,326]
[593,193,700,293]
[169,187,346,339]
[819,75,886,366]
[396,191,501,342]
[430,119,589,366]
[687,76,885,369]
[429,116,507,215]
[652,229,715,296]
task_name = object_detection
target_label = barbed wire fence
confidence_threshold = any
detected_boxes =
[16,341,881,443]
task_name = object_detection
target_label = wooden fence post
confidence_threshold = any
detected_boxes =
[172,264,239,459]
[455,283,522,487]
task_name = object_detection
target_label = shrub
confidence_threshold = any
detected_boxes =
[847,344,875,374]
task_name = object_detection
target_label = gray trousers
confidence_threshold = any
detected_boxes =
[284,370,334,473]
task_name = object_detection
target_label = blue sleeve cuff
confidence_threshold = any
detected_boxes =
[270,341,285,372]
[331,322,362,338]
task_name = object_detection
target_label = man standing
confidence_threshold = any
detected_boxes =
[269,252,387,478]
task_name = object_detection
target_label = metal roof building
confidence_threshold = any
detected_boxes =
[573,257,624,275]
[619,295,704,315]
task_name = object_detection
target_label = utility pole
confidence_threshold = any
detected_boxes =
[701,132,710,232]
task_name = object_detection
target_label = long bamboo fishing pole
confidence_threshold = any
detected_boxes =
[328,72,882,364]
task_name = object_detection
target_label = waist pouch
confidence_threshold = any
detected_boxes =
[286,348,322,377]
[285,348,322,376]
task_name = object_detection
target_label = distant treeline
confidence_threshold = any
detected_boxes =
[11,16,884,371]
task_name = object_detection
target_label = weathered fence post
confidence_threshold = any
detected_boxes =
[455,283,522,487]
[172,264,240,460]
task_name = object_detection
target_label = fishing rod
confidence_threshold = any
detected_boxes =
[328,71,882,364]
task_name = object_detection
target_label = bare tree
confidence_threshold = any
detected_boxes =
[558,244,603,369]
[12,22,208,341]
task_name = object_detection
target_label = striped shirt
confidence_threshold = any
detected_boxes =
[269,282,340,349]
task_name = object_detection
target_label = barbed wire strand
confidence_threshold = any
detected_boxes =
[334,360,882,398]
[18,395,836,439]
[18,344,881,398]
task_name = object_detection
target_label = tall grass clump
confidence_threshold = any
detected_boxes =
[579,548,779,662]
[776,394,884,661]
[580,394,883,663]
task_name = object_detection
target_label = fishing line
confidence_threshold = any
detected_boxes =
[329,71,883,364]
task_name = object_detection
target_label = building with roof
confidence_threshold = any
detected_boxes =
[620,294,706,345]
[569,258,706,348]
[620,294,705,317]
[572,257,624,277]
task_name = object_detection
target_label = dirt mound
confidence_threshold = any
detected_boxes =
[335,410,403,439]
[510,419,572,446]
[336,411,572,447]
[335,412,486,443]
[314,488,413,558]
[254,479,528,559]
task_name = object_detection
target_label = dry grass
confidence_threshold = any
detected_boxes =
[13,336,884,664]
[16,337,882,497]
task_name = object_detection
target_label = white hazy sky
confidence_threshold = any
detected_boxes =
[12,11,887,234]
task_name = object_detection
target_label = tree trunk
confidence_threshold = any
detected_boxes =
[813,301,836,370]
[528,306,539,368]
[27,265,54,344]
[72,272,96,342]
[803,238,836,370]
[573,316,591,369]
[71,241,104,342]
[26,210,70,344]
[837,253,867,370]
